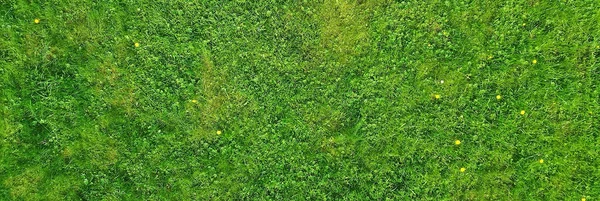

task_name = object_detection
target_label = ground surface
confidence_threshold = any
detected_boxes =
[1,0,599,200]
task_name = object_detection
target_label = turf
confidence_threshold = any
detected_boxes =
[1,0,599,200]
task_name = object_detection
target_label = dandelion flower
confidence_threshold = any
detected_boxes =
[520,110,526,115]
[455,140,461,145]
[496,95,502,100]
[191,99,198,103]
[460,167,466,172]
[532,59,537,64]
[34,18,40,24]
[134,42,140,48]
[435,94,441,99]
[216,130,222,135]
[582,197,586,201]
[539,159,544,164]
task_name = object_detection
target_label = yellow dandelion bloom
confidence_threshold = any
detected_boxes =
[539,159,544,164]
[134,42,140,48]
[496,95,502,100]
[455,140,461,145]
[191,99,198,103]
[520,110,526,115]
[460,167,466,172]
[582,197,586,201]
[435,94,441,99]
[34,18,40,24]
[216,130,222,135]
[532,59,537,64]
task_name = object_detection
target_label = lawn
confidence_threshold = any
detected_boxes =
[1,0,599,200]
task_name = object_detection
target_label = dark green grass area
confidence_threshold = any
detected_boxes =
[1,0,600,200]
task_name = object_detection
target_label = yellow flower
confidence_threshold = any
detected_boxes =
[539,159,544,164]
[191,99,198,103]
[455,140,461,145]
[460,167,466,172]
[216,130,222,135]
[435,94,441,99]
[582,197,586,201]
[520,110,526,115]
[134,42,140,48]
[532,59,537,64]
[496,95,501,100]
[34,18,40,24]
[522,23,526,26]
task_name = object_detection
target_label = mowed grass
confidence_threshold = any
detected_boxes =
[1,0,599,200]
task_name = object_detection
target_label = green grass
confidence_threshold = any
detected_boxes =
[1,0,599,200]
